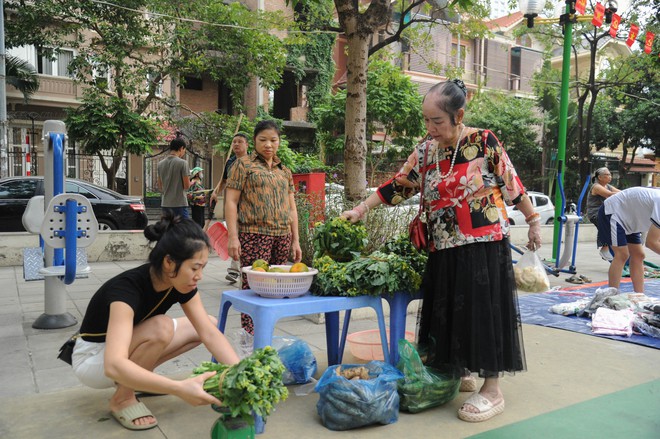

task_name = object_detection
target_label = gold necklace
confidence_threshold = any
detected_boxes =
[435,125,466,179]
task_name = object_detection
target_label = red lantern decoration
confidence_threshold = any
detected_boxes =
[592,2,605,27]
[609,14,621,38]
[626,24,639,48]
[576,0,587,15]
[644,32,655,54]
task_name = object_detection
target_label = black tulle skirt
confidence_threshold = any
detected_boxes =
[416,238,527,378]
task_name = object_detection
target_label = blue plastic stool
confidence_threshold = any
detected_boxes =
[216,290,390,365]
[381,290,423,366]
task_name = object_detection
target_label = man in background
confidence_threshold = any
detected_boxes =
[157,136,191,219]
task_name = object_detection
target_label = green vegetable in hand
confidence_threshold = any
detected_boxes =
[191,346,289,421]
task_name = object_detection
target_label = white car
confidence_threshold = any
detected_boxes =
[506,191,555,225]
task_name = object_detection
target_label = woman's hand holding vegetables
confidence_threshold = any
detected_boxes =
[177,371,223,406]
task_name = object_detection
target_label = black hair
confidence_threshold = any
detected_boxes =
[169,137,187,152]
[424,79,468,126]
[144,212,210,278]
[233,132,249,141]
[254,119,281,138]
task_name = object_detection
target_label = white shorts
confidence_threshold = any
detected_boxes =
[72,317,178,389]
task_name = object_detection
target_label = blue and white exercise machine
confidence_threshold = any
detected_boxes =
[22,120,98,329]
[511,170,591,277]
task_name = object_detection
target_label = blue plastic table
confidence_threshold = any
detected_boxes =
[216,290,390,365]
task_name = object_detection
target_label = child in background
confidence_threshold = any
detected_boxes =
[188,167,207,228]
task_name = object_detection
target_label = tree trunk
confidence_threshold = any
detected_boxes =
[343,34,370,201]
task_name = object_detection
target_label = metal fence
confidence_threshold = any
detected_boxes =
[67,150,128,193]
[4,146,128,193]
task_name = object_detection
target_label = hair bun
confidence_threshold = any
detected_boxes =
[451,79,467,97]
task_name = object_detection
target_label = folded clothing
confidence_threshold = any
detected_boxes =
[591,308,635,337]
[550,299,591,316]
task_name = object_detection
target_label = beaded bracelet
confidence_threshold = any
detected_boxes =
[525,212,540,224]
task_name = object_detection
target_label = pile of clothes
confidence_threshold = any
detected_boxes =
[549,287,660,338]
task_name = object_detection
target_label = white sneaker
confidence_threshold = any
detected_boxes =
[225,272,239,283]
[599,248,613,262]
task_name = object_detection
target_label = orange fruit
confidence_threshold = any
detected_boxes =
[252,259,269,270]
[290,262,309,273]
[252,267,266,272]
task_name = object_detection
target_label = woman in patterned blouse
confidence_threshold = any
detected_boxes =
[343,80,542,423]
[224,120,302,334]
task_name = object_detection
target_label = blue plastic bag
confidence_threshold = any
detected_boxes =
[315,361,404,431]
[272,336,317,385]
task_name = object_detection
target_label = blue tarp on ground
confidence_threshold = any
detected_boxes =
[517,280,660,350]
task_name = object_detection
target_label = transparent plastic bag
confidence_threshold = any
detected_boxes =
[271,336,317,385]
[231,328,253,359]
[513,249,551,292]
[396,340,461,413]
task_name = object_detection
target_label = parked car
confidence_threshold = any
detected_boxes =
[506,191,555,225]
[0,176,148,232]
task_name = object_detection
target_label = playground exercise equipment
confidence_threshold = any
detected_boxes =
[511,169,591,277]
[22,120,98,329]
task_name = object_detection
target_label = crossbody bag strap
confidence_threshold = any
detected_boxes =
[75,286,174,340]
[417,144,430,215]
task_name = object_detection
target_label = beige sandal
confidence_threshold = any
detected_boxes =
[459,375,477,392]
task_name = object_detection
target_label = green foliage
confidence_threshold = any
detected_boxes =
[6,56,39,101]
[379,234,427,275]
[312,217,368,262]
[5,0,293,187]
[286,0,336,121]
[312,251,424,297]
[65,91,163,156]
[465,91,544,191]
[191,347,288,421]
[600,51,659,157]
[315,59,425,156]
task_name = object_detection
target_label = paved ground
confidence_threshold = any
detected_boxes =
[0,240,659,438]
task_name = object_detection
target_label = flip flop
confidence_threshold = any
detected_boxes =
[111,401,158,431]
[579,275,592,283]
[458,392,505,423]
[566,275,584,285]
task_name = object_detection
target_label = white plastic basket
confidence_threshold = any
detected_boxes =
[242,265,318,298]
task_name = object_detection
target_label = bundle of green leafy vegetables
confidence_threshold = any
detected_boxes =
[191,346,289,421]
[311,233,427,297]
[312,217,368,262]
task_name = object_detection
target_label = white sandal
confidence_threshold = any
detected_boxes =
[458,392,505,423]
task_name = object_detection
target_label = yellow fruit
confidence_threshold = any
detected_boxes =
[290,262,309,273]
[268,267,289,273]
[252,267,266,272]
[252,259,269,270]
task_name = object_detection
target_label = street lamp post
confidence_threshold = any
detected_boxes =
[519,0,616,262]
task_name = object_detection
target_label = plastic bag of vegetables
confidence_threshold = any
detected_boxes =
[315,361,404,431]
[513,249,551,292]
[396,340,461,413]
[191,346,288,422]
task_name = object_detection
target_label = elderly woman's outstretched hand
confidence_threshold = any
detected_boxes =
[341,209,361,224]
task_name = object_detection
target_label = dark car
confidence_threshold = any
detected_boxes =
[0,176,148,232]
